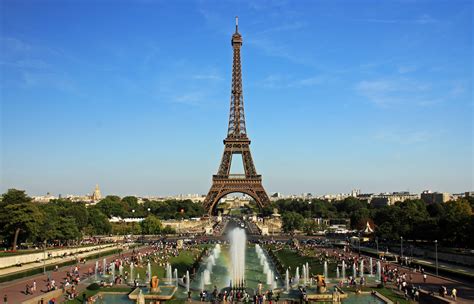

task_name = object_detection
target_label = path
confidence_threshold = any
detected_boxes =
[0,245,148,304]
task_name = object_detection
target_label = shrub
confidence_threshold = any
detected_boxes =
[87,283,100,290]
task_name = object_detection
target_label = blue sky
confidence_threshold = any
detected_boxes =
[1,0,472,197]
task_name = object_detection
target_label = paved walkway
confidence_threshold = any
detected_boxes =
[0,245,146,304]
[356,249,474,303]
[0,244,117,277]
[384,263,474,304]
[360,246,474,278]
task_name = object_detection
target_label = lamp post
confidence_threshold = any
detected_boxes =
[435,240,438,276]
[400,236,404,263]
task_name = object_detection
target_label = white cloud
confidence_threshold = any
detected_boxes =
[373,129,436,145]
[354,14,438,25]
[259,74,328,89]
[397,65,417,74]
[355,78,436,107]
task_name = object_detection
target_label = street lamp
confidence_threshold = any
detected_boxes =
[435,240,438,276]
[400,236,403,262]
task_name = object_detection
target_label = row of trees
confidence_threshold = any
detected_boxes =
[274,197,474,248]
[0,189,112,249]
[0,189,190,249]
[2,188,472,249]
[94,195,205,219]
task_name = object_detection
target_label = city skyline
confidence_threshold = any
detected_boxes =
[2,1,473,196]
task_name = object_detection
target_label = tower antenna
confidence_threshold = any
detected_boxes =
[235,16,239,32]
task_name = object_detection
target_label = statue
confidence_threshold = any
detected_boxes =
[151,276,160,293]
[316,275,327,294]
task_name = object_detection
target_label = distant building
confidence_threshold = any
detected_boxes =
[421,190,451,204]
[32,193,57,203]
[351,189,361,197]
[371,192,419,207]
[92,184,102,201]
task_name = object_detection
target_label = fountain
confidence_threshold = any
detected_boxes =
[229,228,246,287]
[185,270,190,292]
[137,289,145,304]
[119,264,124,276]
[360,260,364,278]
[336,267,340,279]
[266,269,272,285]
[369,258,373,276]
[353,263,357,278]
[130,262,134,283]
[342,260,346,279]
[200,271,205,292]
[111,262,115,284]
[95,261,98,280]
[302,265,307,285]
[285,269,290,292]
[174,268,178,287]
[376,260,382,282]
[166,263,172,285]
[102,258,107,275]
[204,269,211,285]
[323,260,328,280]
[147,262,152,283]
[295,267,300,285]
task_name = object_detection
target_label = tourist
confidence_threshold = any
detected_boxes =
[3,294,7,304]
[451,288,457,300]
[423,274,427,283]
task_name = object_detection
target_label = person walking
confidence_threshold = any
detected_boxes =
[451,288,457,301]
[32,280,37,293]
[3,294,7,304]
[423,274,427,283]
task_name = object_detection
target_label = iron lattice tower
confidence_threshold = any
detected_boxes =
[203,17,270,214]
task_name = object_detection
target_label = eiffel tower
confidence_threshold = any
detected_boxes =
[203,17,270,214]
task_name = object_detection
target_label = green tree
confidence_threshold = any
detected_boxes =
[86,207,112,235]
[281,212,305,232]
[0,189,43,249]
[141,215,163,234]
[56,217,81,244]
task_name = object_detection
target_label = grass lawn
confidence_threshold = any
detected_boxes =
[121,247,202,281]
[376,287,411,304]
[342,286,411,304]
[271,247,337,277]
[63,287,132,303]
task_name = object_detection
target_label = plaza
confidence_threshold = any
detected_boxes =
[1,1,473,304]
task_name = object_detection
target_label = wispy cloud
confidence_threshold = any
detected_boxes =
[192,69,223,81]
[20,71,76,92]
[373,129,438,145]
[397,65,417,74]
[259,74,329,89]
[255,21,307,35]
[355,78,438,107]
[354,14,438,25]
